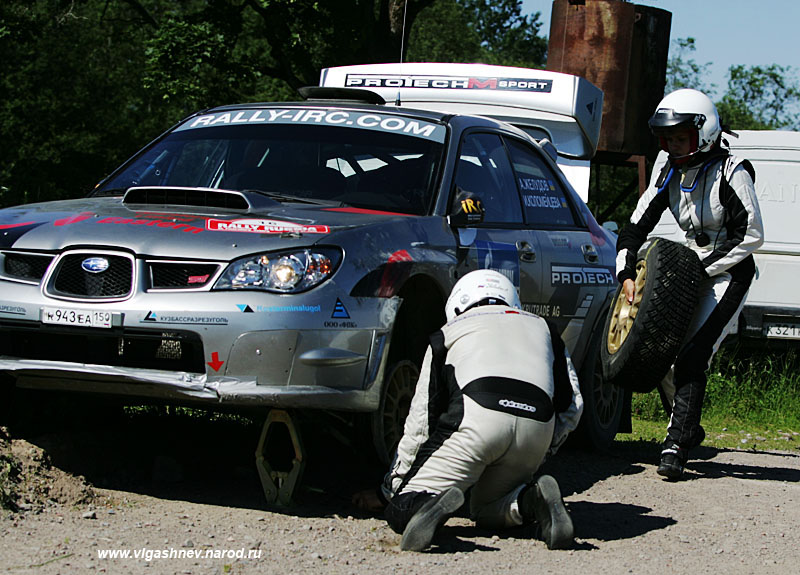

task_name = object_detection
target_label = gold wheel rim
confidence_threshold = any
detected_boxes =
[607,259,647,354]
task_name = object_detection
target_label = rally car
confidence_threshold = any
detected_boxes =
[0,64,622,462]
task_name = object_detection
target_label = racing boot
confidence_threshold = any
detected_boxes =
[520,474,574,550]
[657,440,689,480]
[400,487,464,552]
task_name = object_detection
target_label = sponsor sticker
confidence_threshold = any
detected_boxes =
[550,265,615,286]
[236,304,321,313]
[142,311,228,325]
[176,109,446,142]
[207,218,329,235]
[344,74,553,93]
[476,240,520,285]
[522,303,562,318]
[53,213,204,234]
[0,304,26,315]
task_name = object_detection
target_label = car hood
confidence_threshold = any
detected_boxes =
[0,196,416,259]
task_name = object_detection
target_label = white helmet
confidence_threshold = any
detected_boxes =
[444,269,521,322]
[648,89,721,162]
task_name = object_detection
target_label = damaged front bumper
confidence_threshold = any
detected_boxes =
[2,356,385,411]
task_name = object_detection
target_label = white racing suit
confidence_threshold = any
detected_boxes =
[616,147,764,450]
[382,305,583,533]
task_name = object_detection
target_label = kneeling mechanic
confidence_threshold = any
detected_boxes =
[354,269,583,551]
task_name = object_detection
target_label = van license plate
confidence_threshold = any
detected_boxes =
[764,323,800,340]
[41,307,114,328]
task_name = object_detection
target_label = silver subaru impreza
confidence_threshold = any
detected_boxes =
[0,90,621,462]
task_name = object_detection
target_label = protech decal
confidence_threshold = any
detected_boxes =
[178,109,446,142]
[345,74,553,93]
[551,265,615,286]
[207,218,329,235]
[142,311,228,325]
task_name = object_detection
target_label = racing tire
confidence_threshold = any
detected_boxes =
[370,360,419,466]
[574,325,625,450]
[601,238,704,393]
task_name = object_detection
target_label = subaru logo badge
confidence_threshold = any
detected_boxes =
[81,257,110,273]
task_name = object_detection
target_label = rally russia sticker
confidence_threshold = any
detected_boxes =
[206,218,330,234]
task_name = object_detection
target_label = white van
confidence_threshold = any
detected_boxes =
[319,62,604,203]
[651,130,800,345]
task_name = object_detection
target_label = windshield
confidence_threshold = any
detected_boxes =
[97,109,446,215]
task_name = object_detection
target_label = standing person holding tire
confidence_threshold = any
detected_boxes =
[615,89,764,479]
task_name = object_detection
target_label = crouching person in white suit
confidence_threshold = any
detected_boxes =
[355,269,583,551]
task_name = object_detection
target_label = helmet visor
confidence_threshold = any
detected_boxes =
[648,109,705,137]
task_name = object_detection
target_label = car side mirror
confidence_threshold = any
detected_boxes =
[537,138,559,162]
[448,191,485,227]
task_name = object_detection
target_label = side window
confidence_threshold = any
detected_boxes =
[453,133,522,224]
[506,138,576,227]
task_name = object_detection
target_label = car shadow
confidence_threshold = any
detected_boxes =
[6,390,797,523]
[6,390,386,514]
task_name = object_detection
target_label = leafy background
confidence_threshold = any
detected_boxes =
[1,0,798,220]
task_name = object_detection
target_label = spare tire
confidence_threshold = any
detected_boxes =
[601,238,704,392]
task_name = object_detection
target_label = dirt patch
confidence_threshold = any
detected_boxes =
[0,426,95,512]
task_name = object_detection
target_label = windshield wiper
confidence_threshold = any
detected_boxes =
[243,189,340,206]
[88,187,129,197]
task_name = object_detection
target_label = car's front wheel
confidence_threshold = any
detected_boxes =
[574,327,625,450]
[370,360,419,466]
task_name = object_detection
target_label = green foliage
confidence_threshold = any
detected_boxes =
[458,0,547,68]
[665,37,716,96]
[407,0,483,62]
[0,453,21,510]
[0,0,188,205]
[704,346,800,426]
[587,163,640,227]
[665,37,800,131]
[407,0,546,67]
[630,346,800,431]
[716,64,800,130]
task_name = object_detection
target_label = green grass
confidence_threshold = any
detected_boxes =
[621,345,800,452]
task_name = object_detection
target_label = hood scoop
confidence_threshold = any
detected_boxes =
[122,186,279,211]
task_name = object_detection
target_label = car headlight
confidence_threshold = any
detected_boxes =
[214,248,342,293]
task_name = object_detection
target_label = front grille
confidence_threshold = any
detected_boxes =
[150,262,219,289]
[3,253,54,282]
[49,253,133,299]
[0,322,205,373]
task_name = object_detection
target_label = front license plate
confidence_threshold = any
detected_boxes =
[764,323,800,340]
[41,307,114,328]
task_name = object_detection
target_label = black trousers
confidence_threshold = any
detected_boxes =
[662,257,754,449]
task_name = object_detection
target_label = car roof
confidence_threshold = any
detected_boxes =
[203,100,453,124]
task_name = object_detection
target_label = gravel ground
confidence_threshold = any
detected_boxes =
[1,407,799,575]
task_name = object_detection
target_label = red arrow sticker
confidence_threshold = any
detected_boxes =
[207,352,224,372]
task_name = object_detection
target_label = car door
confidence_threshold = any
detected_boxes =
[450,132,543,307]
[503,136,615,355]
